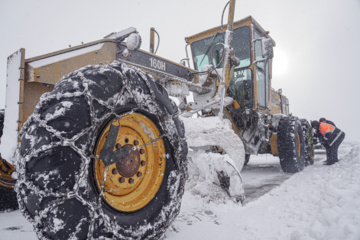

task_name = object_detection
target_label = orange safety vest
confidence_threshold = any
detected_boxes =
[319,122,335,137]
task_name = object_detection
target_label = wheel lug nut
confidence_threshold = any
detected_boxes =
[129,178,134,184]
[134,140,139,146]
[140,149,145,154]
[119,177,125,183]
[112,168,118,174]
[125,138,129,143]
[137,172,142,177]
[115,143,122,150]
[141,160,146,166]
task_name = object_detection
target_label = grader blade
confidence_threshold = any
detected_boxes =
[182,116,245,202]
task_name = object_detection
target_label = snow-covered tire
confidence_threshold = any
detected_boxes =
[16,62,188,239]
[0,157,18,212]
[0,186,18,212]
[0,109,4,137]
[0,110,19,212]
[277,117,305,173]
[300,119,314,166]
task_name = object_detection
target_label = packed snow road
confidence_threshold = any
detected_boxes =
[0,141,359,240]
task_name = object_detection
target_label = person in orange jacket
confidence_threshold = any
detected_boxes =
[319,117,335,126]
[311,119,345,165]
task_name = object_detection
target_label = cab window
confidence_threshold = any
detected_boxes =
[254,30,269,108]
[191,26,251,71]
[228,69,253,109]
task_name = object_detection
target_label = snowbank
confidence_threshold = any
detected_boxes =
[182,116,245,170]
[230,141,360,240]
[167,141,360,240]
[182,116,245,200]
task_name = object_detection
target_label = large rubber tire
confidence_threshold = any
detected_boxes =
[0,186,18,212]
[16,62,188,239]
[277,117,305,173]
[0,109,4,137]
[300,119,314,166]
[0,157,18,212]
[0,110,19,212]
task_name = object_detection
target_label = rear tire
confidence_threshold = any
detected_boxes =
[277,117,305,173]
[0,109,4,137]
[0,186,18,212]
[0,110,18,212]
[0,158,18,212]
[300,119,314,166]
[244,154,250,166]
[16,62,188,239]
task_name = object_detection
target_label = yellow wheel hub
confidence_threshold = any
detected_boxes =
[93,113,166,212]
[0,157,16,189]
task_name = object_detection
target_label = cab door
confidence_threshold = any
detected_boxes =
[254,30,270,110]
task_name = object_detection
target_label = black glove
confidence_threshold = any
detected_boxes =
[324,132,332,144]
[325,132,331,139]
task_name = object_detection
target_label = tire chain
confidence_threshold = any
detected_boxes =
[15,62,187,239]
[300,119,313,165]
[278,116,306,173]
[278,117,297,157]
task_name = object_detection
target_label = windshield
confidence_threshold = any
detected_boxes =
[191,26,251,71]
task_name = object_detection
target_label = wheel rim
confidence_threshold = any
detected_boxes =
[0,157,16,189]
[93,113,166,212]
[296,132,301,157]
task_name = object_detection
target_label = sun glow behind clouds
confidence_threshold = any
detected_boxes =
[272,47,288,77]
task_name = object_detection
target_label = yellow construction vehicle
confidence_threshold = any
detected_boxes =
[0,0,314,239]
[184,15,314,169]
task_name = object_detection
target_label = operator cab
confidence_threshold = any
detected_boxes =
[186,16,288,115]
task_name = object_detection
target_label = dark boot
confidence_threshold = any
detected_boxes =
[324,160,338,165]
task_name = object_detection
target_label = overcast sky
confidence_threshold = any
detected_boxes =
[1,0,359,140]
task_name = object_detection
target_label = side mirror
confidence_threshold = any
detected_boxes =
[261,38,274,59]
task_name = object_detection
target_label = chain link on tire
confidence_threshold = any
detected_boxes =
[15,62,188,239]
[300,119,314,166]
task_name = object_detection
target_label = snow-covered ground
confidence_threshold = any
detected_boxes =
[166,140,360,240]
[1,141,359,240]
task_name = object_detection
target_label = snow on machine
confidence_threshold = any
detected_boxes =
[0,0,314,238]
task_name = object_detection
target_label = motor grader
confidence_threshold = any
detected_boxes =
[0,0,314,239]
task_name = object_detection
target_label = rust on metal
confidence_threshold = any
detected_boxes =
[112,168,118,175]
[115,143,122,150]
[116,145,140,178]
